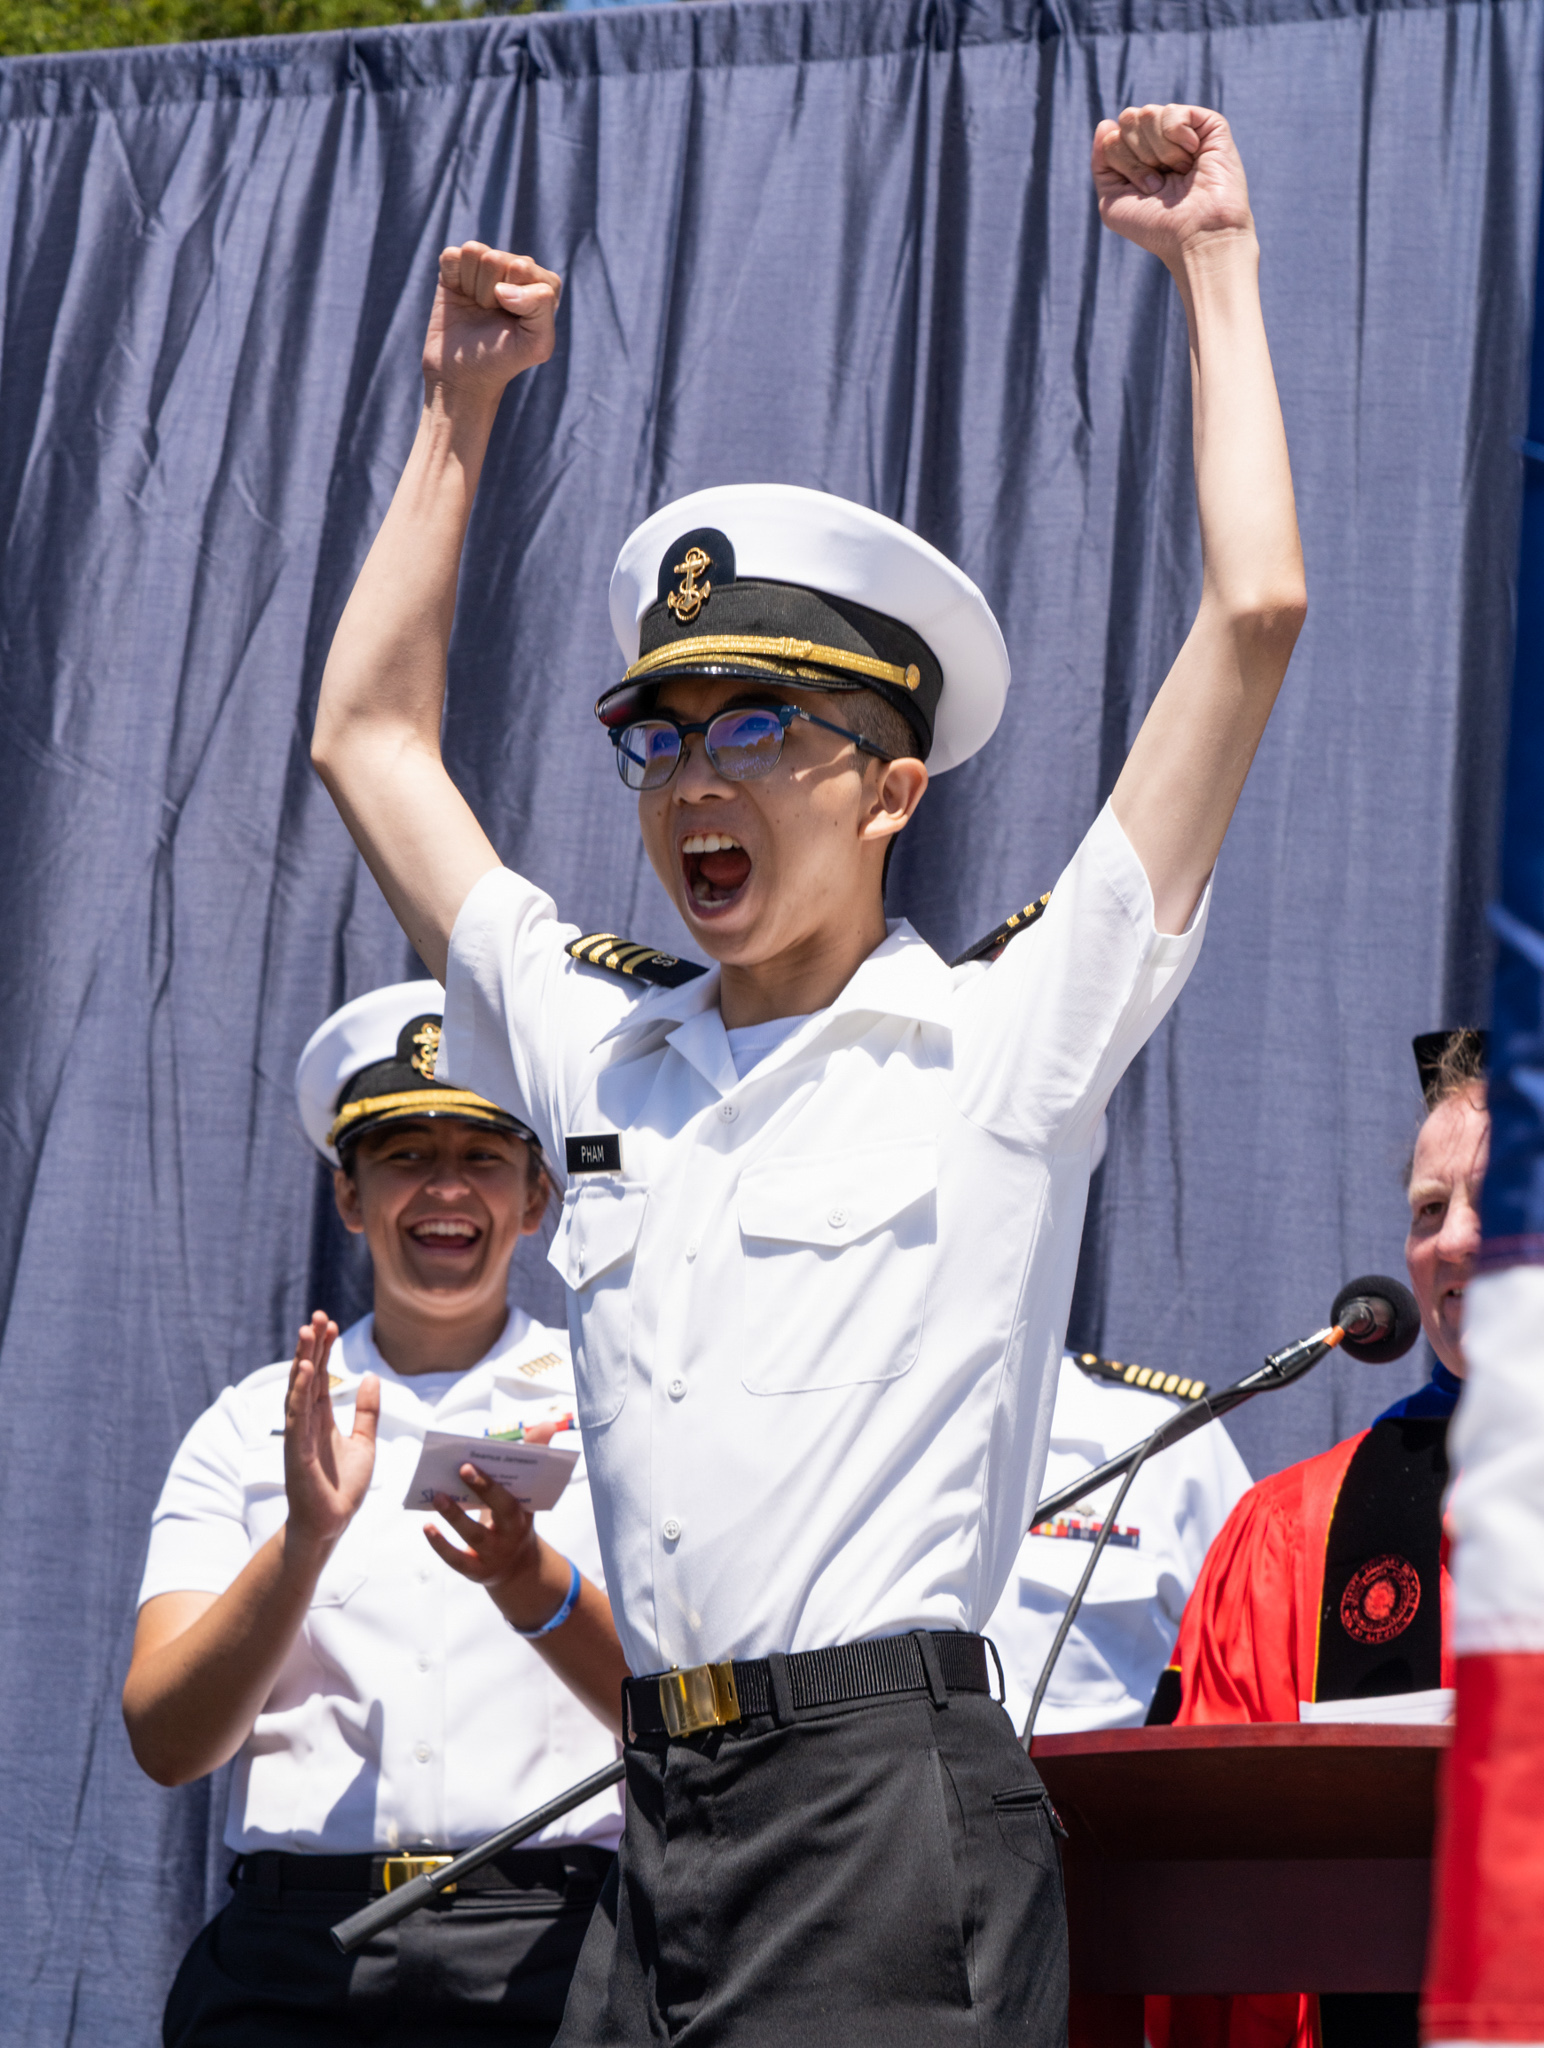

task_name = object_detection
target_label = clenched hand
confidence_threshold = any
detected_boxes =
[1092,105,1254,272]
[423,242,563,407]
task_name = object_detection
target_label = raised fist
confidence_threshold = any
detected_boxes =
[1092,106,1253,269]
[423,242,563,405]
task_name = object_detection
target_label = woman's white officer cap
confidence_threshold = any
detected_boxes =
[295,980,536,1167]
[602,484,1010,774]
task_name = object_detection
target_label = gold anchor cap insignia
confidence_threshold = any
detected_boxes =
[668,546,712,623]
[410,1019,442,1077]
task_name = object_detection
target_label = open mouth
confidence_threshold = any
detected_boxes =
[680,831,752,914]
[407,1218,482,1255]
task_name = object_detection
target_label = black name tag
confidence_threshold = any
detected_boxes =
[566,1133,622,1175]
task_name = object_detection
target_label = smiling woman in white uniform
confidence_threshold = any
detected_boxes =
[123,983,628,2048]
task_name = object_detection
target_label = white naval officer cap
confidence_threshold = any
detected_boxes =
[600,484,1011,775]
[295,980,537,1167]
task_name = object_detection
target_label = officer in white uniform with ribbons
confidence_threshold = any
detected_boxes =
[125,984,627,2048]
[990,1347,1252,1736]
[310,103,1306,2046]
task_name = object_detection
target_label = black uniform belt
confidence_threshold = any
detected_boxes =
[624,1630,995,1740]
[233,1843,614,1899]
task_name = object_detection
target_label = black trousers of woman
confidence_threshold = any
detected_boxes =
[164,1845,613,2047]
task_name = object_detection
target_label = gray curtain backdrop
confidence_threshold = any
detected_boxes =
[0,0,1537,2033]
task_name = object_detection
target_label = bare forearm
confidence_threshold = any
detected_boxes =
[1177,232,1303,626]
[312,392,503,978]
[531,1581,631,1737]
[123,1527,329,1786]
[316,391,495,758]
[313,242,562,977]
[1112,233,1305,930]
[485,1545,630,1738]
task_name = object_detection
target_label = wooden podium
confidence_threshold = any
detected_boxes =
[1030,1722,1451,2043]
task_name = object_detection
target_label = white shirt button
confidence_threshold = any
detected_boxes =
[662,1517,682,1542]
[684,1239,698,1261]
[828,1207,848,1229]
[719,1102,737,1122]
[668,1378,687,1401]
[416,1654,431,1673]
[414,1742,432,1763]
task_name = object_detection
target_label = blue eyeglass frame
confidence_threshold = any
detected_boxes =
[609,700,893,791]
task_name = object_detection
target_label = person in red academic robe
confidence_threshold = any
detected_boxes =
[1141,1031,1484,2048]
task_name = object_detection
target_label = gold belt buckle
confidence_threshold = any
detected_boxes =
[658,1660,741,1737]
[382,1853,456,1894]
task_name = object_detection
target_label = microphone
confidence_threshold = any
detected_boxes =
[1036,1273,1423,1536]
[1330,1274,1422,1363]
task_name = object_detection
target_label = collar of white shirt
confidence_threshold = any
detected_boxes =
[324,1306,573,1426]
[592,919,955,1096]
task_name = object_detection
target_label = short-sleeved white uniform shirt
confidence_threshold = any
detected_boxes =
[985,1354,1252,1735]
[441,803,1208,1677]
[138,1309,622,1855]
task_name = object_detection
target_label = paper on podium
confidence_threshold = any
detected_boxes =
[1298,1685,1454,1725]
[403,1432,578,1512]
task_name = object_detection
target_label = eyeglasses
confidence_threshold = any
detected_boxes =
[610,702,892,792]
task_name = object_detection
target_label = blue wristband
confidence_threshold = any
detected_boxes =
[511,1557,582,1639]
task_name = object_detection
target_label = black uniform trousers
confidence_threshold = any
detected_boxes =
[555,1690,1068,2047]
[164,1845,613,2046]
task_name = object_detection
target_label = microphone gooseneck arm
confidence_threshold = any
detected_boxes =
[1019,1324,1344,1747]
[1028,1326,1343,1531]
[1021,1430,1157,1746]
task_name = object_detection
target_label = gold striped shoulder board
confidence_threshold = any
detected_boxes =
[1071,1350,1208,1403]
[565,932,709,989]
[949,892,1050,968]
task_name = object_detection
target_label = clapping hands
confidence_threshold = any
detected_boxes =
[283,1311,380,1552]
[427,1416,577,1634]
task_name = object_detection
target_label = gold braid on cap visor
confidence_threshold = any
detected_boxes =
[327,1088,514,1148]
[623,635,922,692]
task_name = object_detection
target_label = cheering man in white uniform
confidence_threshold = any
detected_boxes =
[310,104,1305,2047]
[124,984,627,2048]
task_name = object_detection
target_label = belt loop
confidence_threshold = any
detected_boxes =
[247,1851,282,1912]
[767,1651,795,1726]
[623,1678,636,1744]
[914,1631,949,1710]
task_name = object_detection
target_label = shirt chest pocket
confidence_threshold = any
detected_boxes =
[736,1141,938,1394]
[549,1181,648,1427]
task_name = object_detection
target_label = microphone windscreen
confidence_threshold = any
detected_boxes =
[1331,1274,1422,1364]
